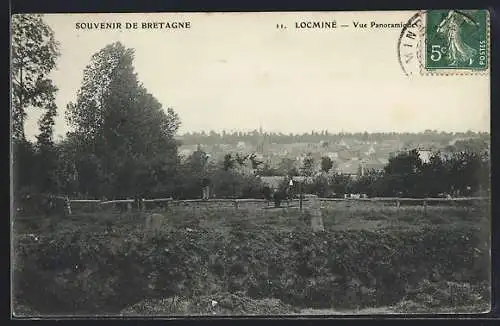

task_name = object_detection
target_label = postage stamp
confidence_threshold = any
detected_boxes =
[11,11,491,318]
[425,10,489,71]
[398,9,490,76]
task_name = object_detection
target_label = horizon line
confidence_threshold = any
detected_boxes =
[176,129,490,136]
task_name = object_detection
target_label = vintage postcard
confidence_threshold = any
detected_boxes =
[11,11,491,317]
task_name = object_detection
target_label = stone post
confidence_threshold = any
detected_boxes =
[127,198,133,212]
[307,195,324,232]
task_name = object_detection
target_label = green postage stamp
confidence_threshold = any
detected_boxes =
[425,10,489,71]
[398,9,490,76]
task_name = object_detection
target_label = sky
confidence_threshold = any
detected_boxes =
[20,12,490,140]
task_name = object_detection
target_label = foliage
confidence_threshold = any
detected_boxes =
[13,206,489,314]
[223,153,235,171]
[320,156,334,173]
[300,153,315,177]
[277,158,299,177]
[174,149,265,199]
[259,162,282,176]
[304,175,331,197]
[248,154,264,170]
[11,14,60,140]
[63,42,180,198]
[293,149,489,198]
[382,149,423,197]
[394,280,489,313]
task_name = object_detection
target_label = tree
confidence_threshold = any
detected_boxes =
[11,14,60,140]
[65,42,180,197]
[354,169,384,196]
[330,173,355,196]
[235,153,247,166]
[248,153,263,170]
[444,151,485,196]
[419,152,448,196]
[259,162,281,176]
[383,149,424,197]
[31,89,61,193]
[320,156,334,173]
[278,158,299,177]
[223,153,235,171]
[300,153,316,177]
[308,175,330,197]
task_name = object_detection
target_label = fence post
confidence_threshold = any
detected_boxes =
[234,200,239,210]
[423,199,427,217]
[396,199,400,216]
[309,195,324,232]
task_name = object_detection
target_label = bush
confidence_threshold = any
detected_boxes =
[13,212,490,314]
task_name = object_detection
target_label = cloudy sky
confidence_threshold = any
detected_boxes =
[21,12,490,140]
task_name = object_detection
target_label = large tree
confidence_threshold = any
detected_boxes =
[66,42,181,198]
[383,149,424,197]
[11,14,60,140]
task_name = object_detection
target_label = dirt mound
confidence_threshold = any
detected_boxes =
[121,292,299,316]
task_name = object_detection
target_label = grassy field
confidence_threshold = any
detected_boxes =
[12,200,491,316]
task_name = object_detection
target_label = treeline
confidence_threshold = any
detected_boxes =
[295,149,490,198]
[179,130,490,146]
[14,139,490,202]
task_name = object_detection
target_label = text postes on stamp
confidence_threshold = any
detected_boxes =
[425,10,489,71]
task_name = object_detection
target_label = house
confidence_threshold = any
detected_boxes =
[337,160,361,175]
[237,141,246,149]
[337,150,353,161]
[326,152,339,159]
[364,145,376,156]
[337,139,350,149]
[389,148,436,164]
[179,148,194,158]
[378,157,389,165]
[417,149,433,164]
[448,137,473,146]
[291,176,314,184]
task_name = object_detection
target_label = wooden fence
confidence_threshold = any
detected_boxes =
[66,196,489,214]
[15,194,489,218]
